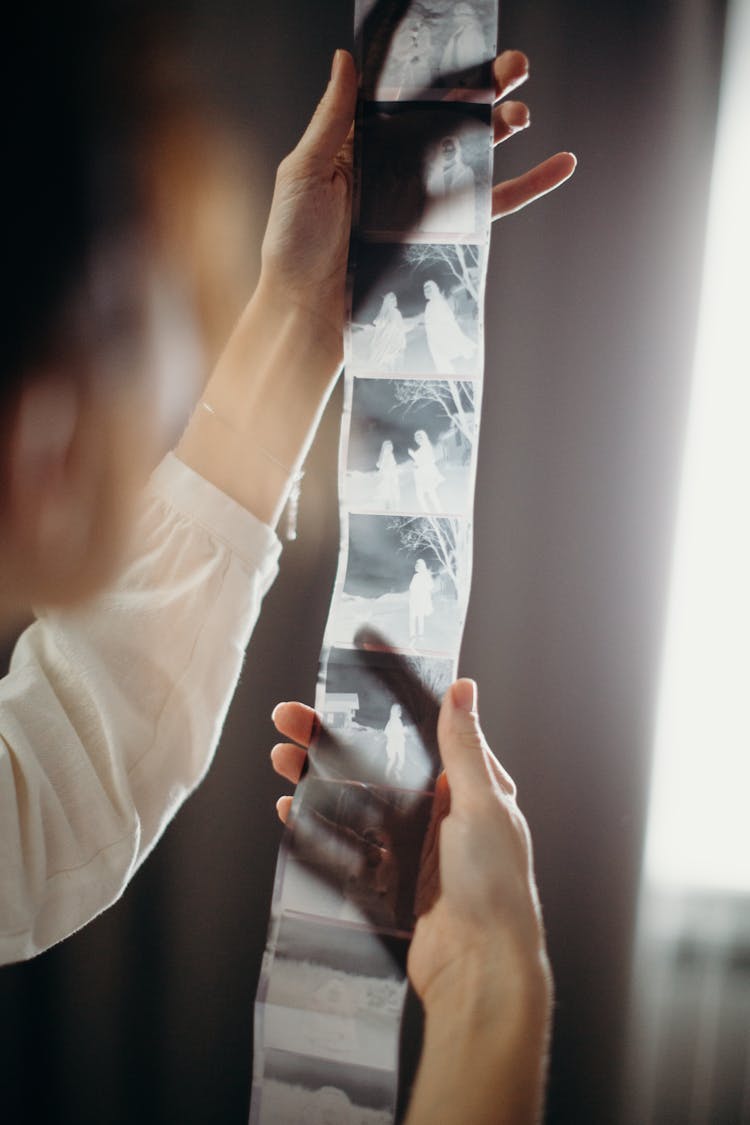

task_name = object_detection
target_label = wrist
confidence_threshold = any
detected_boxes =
[407,945,552,1125]
[422,941,552,1052]
[252,270,344,382]
[176,277,343,526]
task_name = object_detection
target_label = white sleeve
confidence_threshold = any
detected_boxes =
[0,452,282,964]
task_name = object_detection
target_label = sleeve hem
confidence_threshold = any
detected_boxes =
[149,452,282,582]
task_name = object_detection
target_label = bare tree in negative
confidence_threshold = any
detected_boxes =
[404,242,481,303]
[388,516,468,598]
[392,378,475,444]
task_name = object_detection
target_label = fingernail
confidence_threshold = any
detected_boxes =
[330,48,343,82]
[452,678,477,713]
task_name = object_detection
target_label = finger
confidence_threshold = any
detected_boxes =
[493,99,530,146]
[295,49,358,164]
[493,50,529,102]
[271,700,318,748]
[270,741,307,784]
[276,795,293,825]
[492,151,577,219]
[435,680,496,809]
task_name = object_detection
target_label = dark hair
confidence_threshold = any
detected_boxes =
[2,3,182,397]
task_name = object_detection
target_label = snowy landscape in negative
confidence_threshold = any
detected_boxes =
[326,514,470,655]
[348,242,483,377]
[344,376,477,515]
[313,646,452,790]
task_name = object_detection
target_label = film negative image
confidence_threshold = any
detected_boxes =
[327,514,470,654]
[313,647,452,789]
[258,915,408,1070]
[357,102,491,239]
[349,242,482,376]
[275,779,433,935]
[345,377,477,515]
[251,1049,395,1125]
[357,0,497,100]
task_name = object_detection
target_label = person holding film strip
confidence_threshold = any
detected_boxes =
[2,24,573,1119]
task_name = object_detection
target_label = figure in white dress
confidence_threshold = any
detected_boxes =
[409,430,443,512]
[409,558,434,642]
[425,135,476,234]
[438,2,489,78]
[422,280,476,373]
[384,702,406,781]
[367,291,407,371]
[375,439,401,510]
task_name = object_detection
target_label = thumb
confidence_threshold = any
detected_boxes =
[295,49,358,164]
[436,679,491,807]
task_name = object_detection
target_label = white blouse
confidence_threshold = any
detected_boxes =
[0,453,282,964]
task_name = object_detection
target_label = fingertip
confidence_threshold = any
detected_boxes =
[451,678,477,714]
[328,47,356,94]
[276,795,293,824]
[554,152,578,181]
[271,702,288,724]
[511,49,530,75]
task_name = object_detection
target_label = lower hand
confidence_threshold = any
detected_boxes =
[271,680,552,1122]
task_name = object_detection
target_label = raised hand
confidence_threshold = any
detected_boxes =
[259,48,576,365]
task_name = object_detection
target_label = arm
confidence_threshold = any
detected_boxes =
[0,457,280,963]
[0,54,360,964]
[176,50,358,528]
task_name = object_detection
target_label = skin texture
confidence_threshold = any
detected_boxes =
[271,682,552,1125]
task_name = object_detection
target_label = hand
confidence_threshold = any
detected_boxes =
[259,49,357,362]
[270,682,549,998]
[406,679,549,1013]
[259,49,577,364]
[271,681,552,1125]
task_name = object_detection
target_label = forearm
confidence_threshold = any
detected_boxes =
[0,457,280,962]
[406,952,552,1125]
[176,276,343,527]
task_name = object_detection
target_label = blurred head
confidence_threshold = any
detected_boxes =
[415,558,427,573]
[415,429,428,446]
[381,290,398,312]
[1,3,254,624]
[381,439,393,454]
[390,702,401,719]
[423,280,439,300]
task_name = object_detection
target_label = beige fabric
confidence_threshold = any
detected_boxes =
[0,453,281,963]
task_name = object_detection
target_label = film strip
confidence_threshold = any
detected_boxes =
[251,2,498,1121]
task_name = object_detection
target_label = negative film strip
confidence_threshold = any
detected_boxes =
[251,2,498,1121]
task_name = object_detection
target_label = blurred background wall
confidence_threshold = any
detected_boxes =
[0,1,738,1122]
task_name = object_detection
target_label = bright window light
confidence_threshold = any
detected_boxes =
[644,0,750,893]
